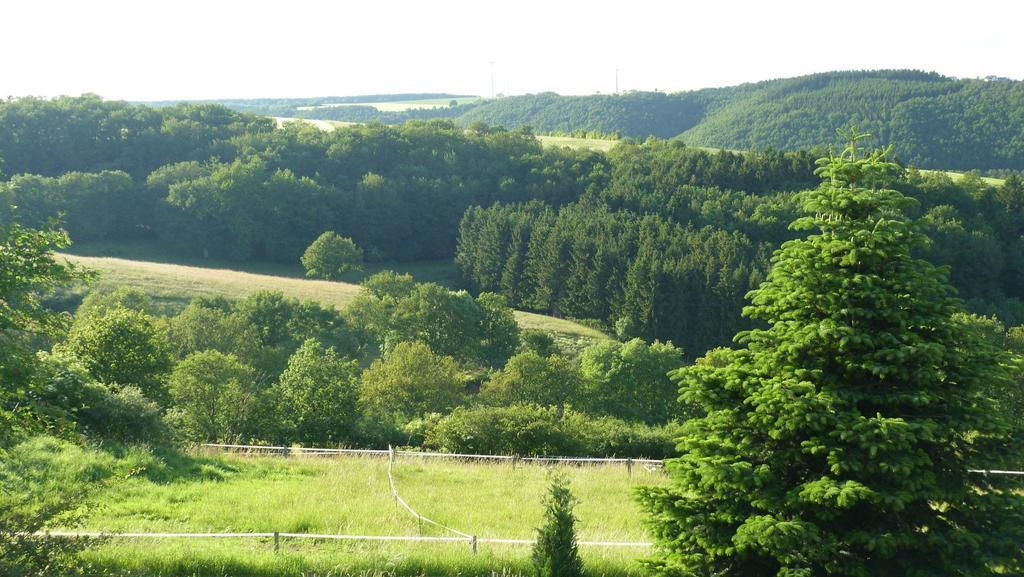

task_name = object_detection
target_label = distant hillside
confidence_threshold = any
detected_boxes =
[457,71,1024,170]
[143,93,477,117]
[213,71,1024,171]
[457,91,710,139]
[677,71,1024,171]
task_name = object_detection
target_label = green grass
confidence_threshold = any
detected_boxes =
[81,539,647,577]
[918,169,1005,187]
[273,117,359,131]
[59,246,609,347]
[536,135,620,152]
[297,97,481,113]
[64,240,464,286]
[71,450,663,576]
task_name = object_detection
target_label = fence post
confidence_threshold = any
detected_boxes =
[388,445,397,503]
[512,455,520,469]
[627,458,633,477]
[471,535,478,554]
[274,531,280,553]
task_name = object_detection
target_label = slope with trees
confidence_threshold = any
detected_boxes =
[243,70,1024,171]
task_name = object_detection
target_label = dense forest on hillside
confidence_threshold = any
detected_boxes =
[3,94,1024,359]
[0,96,604,262]
[208,70,1024,171]
[458,140,1024,354]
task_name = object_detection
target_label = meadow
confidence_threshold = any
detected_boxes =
[272,117,358,130]
[535,135,619,152]
[59,446,664,576]
[297,97,481,112]
[58,249,610,349]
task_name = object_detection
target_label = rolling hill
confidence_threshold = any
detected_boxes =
[205,71,1024,171]
[60,254,610,350]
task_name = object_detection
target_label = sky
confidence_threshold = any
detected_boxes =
[3,0,1022,101]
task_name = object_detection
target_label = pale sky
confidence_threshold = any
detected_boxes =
[3,0,1022,101]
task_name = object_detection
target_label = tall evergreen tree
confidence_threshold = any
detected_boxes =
[638,130,1024,576]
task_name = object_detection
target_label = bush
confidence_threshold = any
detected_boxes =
[427,404,677,458]
[563,412,678,459]
[426,405,575,456]
[519,329,561,357]
[270,338,360,445]
[167,350,259,442]
[79,384,169,445]
[579,338,685,424]
[60,306,173,403]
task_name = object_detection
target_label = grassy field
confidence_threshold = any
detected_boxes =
[59,250,609,347]
[918,168,1005,186]
[297,97,481,113]
[69,448,663,576]
[536,135,620,152]
[273,117,358,131]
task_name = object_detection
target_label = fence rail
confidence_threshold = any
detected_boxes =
[202,443,665,467]
[36,530,652,550]
[386,445,475,544]
[203,444,1024,477]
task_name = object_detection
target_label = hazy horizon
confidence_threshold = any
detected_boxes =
[5,0,1023,101]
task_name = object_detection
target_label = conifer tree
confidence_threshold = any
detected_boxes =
[638,130,1024,576]
[532,474,584,577]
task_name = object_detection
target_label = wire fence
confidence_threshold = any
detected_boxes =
[201,443,665,471]
[385,445,476,548]
[36,530,652,552]
[202,444,1024,478]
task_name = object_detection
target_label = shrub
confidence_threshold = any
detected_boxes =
[79,384,169,445]
[167,350,259,442]
[270,338,360,445]
[579,338,685,424]
[563,412,678,459]
[532,473,584,577]
[426,405,575,456]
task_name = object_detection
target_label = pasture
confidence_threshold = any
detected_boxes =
[272,117,358,131]
[297,97,481,112]
[535,135,619,152]
[69,448,664,576]
[918,168,1005,186]
[59,251,610,348]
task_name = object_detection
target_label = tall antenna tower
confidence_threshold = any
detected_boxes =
[489,60,495,99]
[615,68,619,94]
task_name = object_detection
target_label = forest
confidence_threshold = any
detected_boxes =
[210,70,1024,171]
[5,95,1024,356]
[3,94,1024,576]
